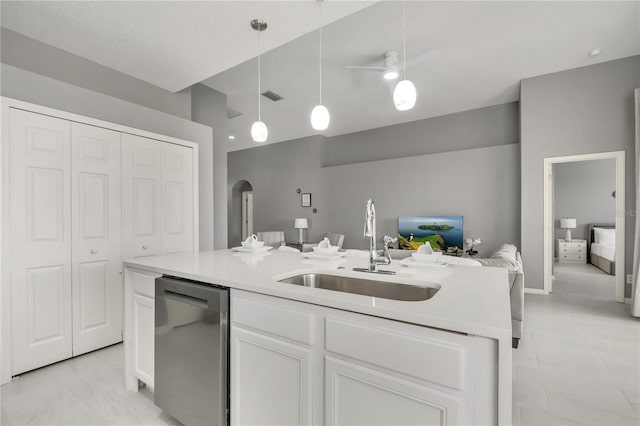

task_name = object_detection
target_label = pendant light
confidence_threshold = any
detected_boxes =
[251,19,268,142]
[393,1,417,111]
[310,0,330,130]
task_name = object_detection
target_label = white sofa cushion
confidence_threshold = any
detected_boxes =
[477,244,521,272]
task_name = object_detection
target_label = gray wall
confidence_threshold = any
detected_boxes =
[1,29,192,119]
[191,84,229,249]
[553,159,616,254]
[229,104,521,255]
[521,55,640,292]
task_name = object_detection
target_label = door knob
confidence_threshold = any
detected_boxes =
[90,249,97,254]
[142,245,148,250]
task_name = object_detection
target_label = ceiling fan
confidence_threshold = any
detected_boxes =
[345,49,440,80]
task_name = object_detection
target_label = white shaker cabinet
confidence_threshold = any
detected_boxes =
[71,123,123,357]
[9,109,73,375]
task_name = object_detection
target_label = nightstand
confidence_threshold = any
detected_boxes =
[558,239,587,264]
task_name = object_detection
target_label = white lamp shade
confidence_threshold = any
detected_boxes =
[310,105,330,130]
[251,120,268,142]
[294,218,308,229]
[393,79,417,111]
[560,218,577,229]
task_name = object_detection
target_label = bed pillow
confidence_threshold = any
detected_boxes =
[594,227,615,245]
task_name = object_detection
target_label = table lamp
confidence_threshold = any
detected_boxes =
[560,218,576,241]
[294,218,308,244]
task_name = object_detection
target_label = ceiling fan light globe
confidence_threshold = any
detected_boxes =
[251,120,268,142]
[393,79,417,111]
[383,70,399,80]
[310,105,330,130]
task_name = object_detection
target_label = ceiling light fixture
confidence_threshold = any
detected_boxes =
[250,19,268,143]
[383,70,399,80]
[228,135,236,140]
[311,0,330,131]
[589,48,603,57]
[393,1,417,111]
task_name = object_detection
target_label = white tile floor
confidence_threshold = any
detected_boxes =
[513,262,639,425]
[1,266,638,426]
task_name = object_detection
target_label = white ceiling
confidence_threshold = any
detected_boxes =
[2,1,639,152]
[0,0,375,92]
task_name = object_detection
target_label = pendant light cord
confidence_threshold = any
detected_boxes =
[258,23,262,120]
[318,0,323,105]
[402,0,407,79]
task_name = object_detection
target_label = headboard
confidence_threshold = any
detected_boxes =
[588,223,615,251]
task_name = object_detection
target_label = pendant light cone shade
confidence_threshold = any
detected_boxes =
[251,120,268,142]
[311,105,330,130]
[393,79,417,111]
[311,0,330,131]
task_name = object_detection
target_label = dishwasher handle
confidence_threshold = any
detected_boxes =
[156,276,229,313]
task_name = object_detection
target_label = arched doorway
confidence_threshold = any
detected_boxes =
[228,180,253,248]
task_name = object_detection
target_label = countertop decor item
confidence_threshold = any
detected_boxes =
[465,237,482,257]
[560,218,576,241]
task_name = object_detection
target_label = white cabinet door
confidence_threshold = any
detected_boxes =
[161,143,194,255]
[133,293,155,388]
[122,134,162,260]
[71,123,123,356]
[325,356,461,426]
[231,326,312,426]
[9,109,73,375]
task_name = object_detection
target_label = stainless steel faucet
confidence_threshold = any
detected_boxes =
[353,199,396,275]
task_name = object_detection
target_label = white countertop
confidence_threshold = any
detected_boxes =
[124,249,512,341]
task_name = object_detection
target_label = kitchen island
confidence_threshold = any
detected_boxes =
[124,249,512,425]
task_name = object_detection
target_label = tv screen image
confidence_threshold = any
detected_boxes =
[398,216,464,253]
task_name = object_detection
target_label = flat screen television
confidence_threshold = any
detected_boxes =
[398,216,464,253]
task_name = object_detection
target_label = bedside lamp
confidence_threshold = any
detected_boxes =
[560,218,576,241]
[294,218,308,244]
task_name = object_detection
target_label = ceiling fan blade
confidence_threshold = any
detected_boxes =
[344,65,388,72]
[405,49,440,68]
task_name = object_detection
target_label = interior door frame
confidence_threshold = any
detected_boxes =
[543,151,626,302]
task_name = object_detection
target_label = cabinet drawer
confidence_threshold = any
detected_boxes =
[132,270,158,298]
[325,317,465,390]
[232,294,314,345]
[560,254,584,260]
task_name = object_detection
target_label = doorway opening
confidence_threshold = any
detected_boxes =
[229,180,253,248]
[543,151,625,302]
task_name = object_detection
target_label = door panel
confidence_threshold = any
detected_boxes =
[162,143,193,255]
[71,122,122,356]
[10,109,72,375]
[122,134,162,260]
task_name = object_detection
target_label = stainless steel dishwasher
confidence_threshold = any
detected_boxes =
[154,276,229,426]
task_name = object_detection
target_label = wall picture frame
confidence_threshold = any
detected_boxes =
[301,193,311,207]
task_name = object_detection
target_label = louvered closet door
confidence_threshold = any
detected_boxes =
[9,109,72,375]
[162,143,194,255]
[122,134,162,260]
[71,123,123,356]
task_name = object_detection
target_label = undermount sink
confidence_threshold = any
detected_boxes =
[278,273,439,302]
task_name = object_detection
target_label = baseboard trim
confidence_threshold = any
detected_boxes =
[524,288,548,295]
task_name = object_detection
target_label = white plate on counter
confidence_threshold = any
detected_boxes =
[301,251,346,260]
[231,246,273,253]
[400,258,448,268]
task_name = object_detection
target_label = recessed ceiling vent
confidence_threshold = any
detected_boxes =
[261,90,284,102]
[226,108,243,119]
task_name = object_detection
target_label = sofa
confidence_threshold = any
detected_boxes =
[475,244,524,349]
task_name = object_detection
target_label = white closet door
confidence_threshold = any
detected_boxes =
[71,123,123,356]
[122,134,162,260]
[162,143,194,255]
[9,109,72,375]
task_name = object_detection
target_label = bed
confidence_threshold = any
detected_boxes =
[588,223,615,275]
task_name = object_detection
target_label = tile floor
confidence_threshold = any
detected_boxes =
[513,262,639,425]
[1,265,638,426]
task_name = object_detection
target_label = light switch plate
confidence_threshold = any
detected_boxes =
[627,274,633,284]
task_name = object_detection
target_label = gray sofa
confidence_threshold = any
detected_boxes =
[476,245,524,349]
